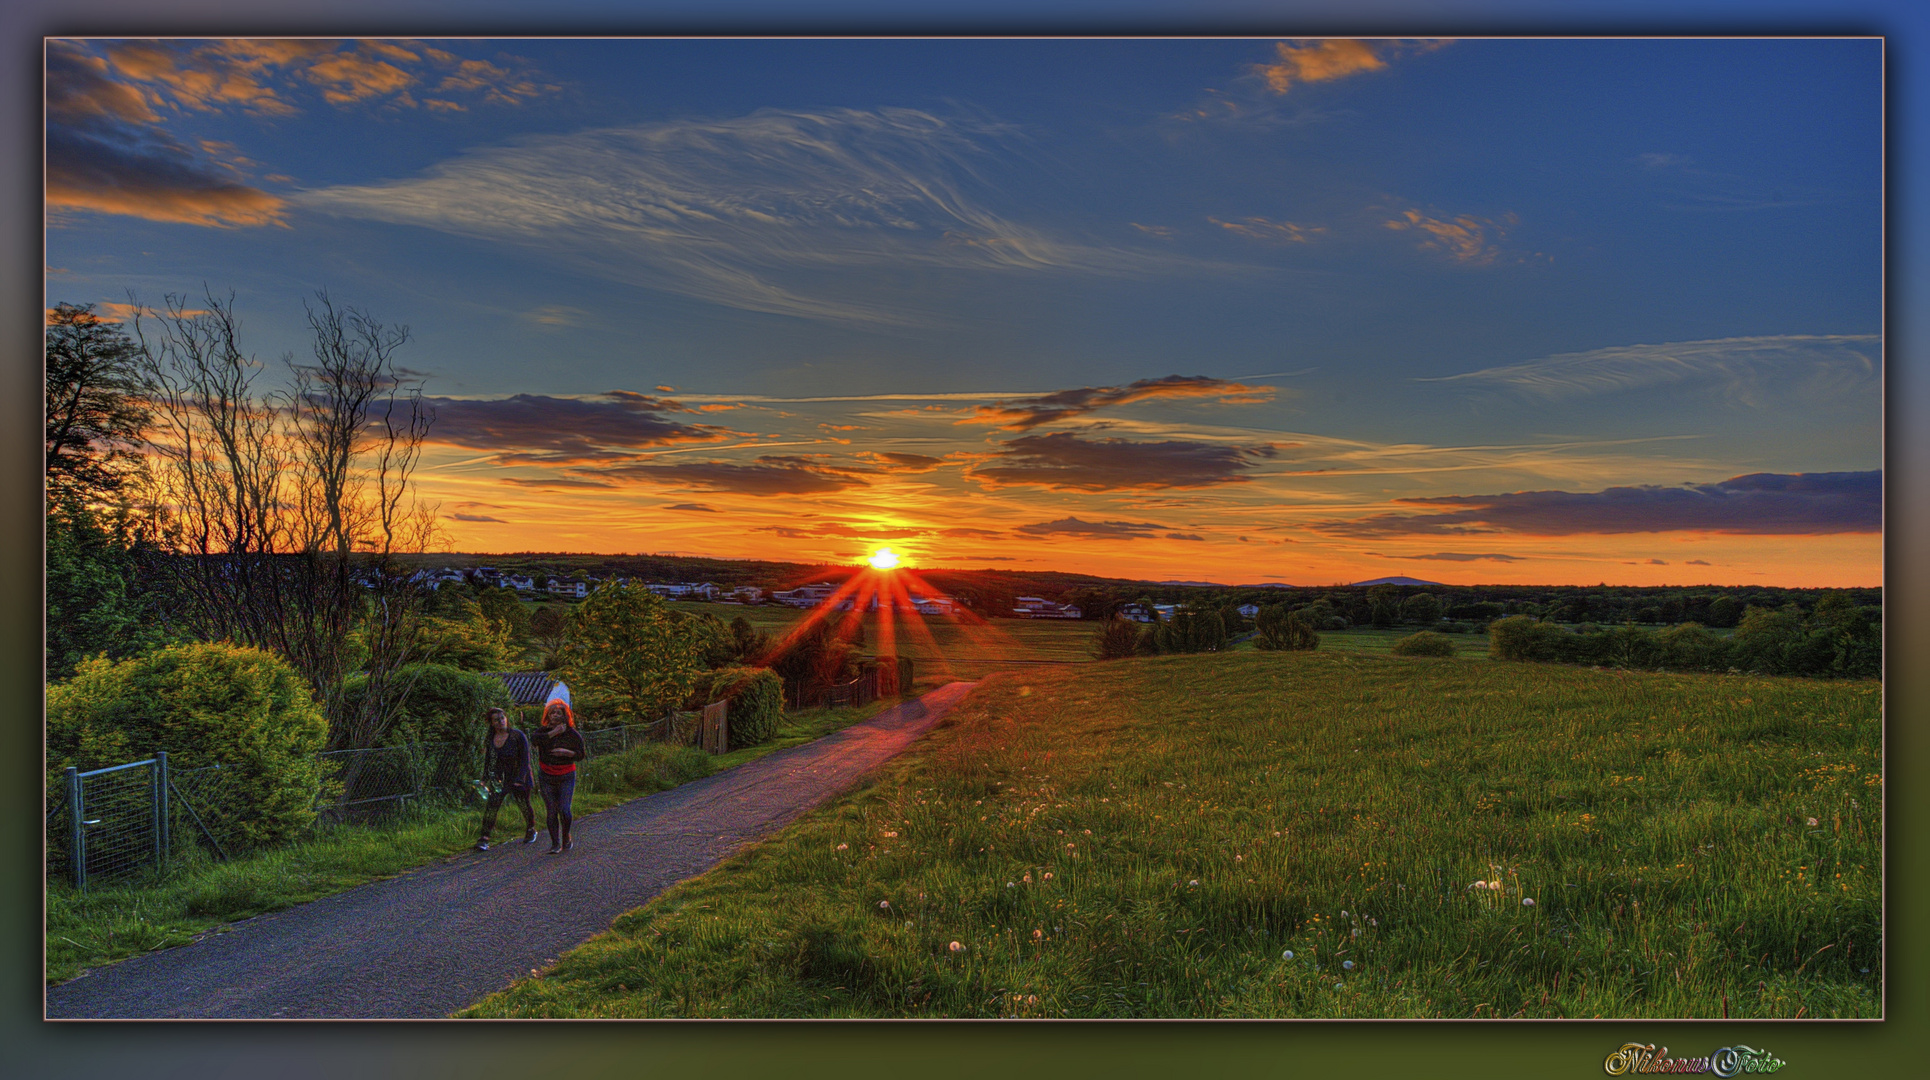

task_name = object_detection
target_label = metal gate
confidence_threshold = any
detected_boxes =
[54,755,170,892]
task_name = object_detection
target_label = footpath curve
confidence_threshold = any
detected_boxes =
[46,681,978,1019]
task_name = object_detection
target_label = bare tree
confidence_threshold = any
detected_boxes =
[135,289,440,749]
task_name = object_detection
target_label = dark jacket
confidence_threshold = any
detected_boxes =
[483,728,533,789]
[533,724,587,776]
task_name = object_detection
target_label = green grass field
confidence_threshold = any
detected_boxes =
[462,650,1880,1019]
[670,601,1099,682]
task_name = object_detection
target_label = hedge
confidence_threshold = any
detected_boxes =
[689,666,785,750]
[46,643,328,851]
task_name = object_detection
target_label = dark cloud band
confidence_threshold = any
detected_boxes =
[971,431,1273,491]
[1326,471,1880,537]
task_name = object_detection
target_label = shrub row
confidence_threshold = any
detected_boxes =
[1488,602,1879,678]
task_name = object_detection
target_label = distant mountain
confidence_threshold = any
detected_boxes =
[1240,582,1299,589]
[1153,579,1228,587]
[1347,576,1443,587]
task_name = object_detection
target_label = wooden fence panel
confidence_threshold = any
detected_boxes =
[700,700,729,755]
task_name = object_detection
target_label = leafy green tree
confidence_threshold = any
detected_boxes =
[1367,584,1401,627]
[45,500,175,679]
[1093,615,1140,660]
[1254,604,1319,651]
[729,615,771,663]
[529,605,569,666]
[559,583,710,723]
[416,599,515,671]
[45,302,152,507]
[768,616,860,704]
[1706,596,1744,628]
[475,585,530,637]
[1400,592,1444,626]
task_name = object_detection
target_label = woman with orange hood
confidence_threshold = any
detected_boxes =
[532,699,587,854]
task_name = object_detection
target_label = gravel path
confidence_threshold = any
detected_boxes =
[46,681,977,1020]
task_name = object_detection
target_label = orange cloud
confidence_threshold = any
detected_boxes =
[106,41,295,116]
[47,167,288,227]
[1210,216,1325,244]
[1384,207,1508,265]
[47,42,160,124]
[304,52,416,105]
[1256,39,1450,94]
[1257,40,1385,92]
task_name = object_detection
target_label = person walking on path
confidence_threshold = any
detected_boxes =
[532,700,587,854]
[476,707,537,851]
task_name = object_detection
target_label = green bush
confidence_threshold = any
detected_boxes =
[577,742,715,797]
[1486,615,1575,662]
[340,663,513,745]
[46,643,328,850]
[1093,616,1141,660]
[689,666,785,750]
[1253,604,1319,651]
[1653,622,1731,671]
[1390,631,1456,658]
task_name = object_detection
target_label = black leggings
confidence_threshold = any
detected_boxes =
[480,783,534,838]
[539,772,577,847]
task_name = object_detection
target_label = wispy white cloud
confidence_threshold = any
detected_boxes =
[298,107,1206,326]
[1418,334,1880,406]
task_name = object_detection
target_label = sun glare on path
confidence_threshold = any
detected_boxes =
[869,548,900,570]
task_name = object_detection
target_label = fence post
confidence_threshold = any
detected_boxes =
[65,766,85,892]
[154,751,170,869]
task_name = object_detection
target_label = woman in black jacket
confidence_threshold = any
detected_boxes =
[476,707,537,851]
[532,700,588,854]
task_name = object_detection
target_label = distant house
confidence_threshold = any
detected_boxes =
[1013,596,1082,619]
[911,595,957,616]
[548,578,588,599]
[485,671,571,712]
[773,582,841,608]
[723,585,766,604]
[1119,603,1155,623]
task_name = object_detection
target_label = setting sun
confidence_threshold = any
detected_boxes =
[868,548,901,570]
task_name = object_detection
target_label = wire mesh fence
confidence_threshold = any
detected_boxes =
[48,719,680,890]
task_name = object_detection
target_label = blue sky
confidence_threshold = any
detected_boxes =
[45,36,1882,584]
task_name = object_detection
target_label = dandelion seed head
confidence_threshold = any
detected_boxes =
[1282,950,1294,960]
[1523,898,1536,907]
[1342,960,1355,970]
[949,941,965,953]
[1188,879,1200,887]
[878,900,890,909]
[836,843,848,851]
[1807,817,1820,827]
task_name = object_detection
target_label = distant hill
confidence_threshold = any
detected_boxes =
[1152,579,1227,588]
[1347,576,1444,587]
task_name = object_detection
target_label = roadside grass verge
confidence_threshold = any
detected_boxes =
[46,698,894,985]
[462,651,1879,1019]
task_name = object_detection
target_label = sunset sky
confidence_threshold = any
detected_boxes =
[44,37,1882,587]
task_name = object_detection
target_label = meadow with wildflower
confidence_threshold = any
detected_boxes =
[462,650,1880,1018]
